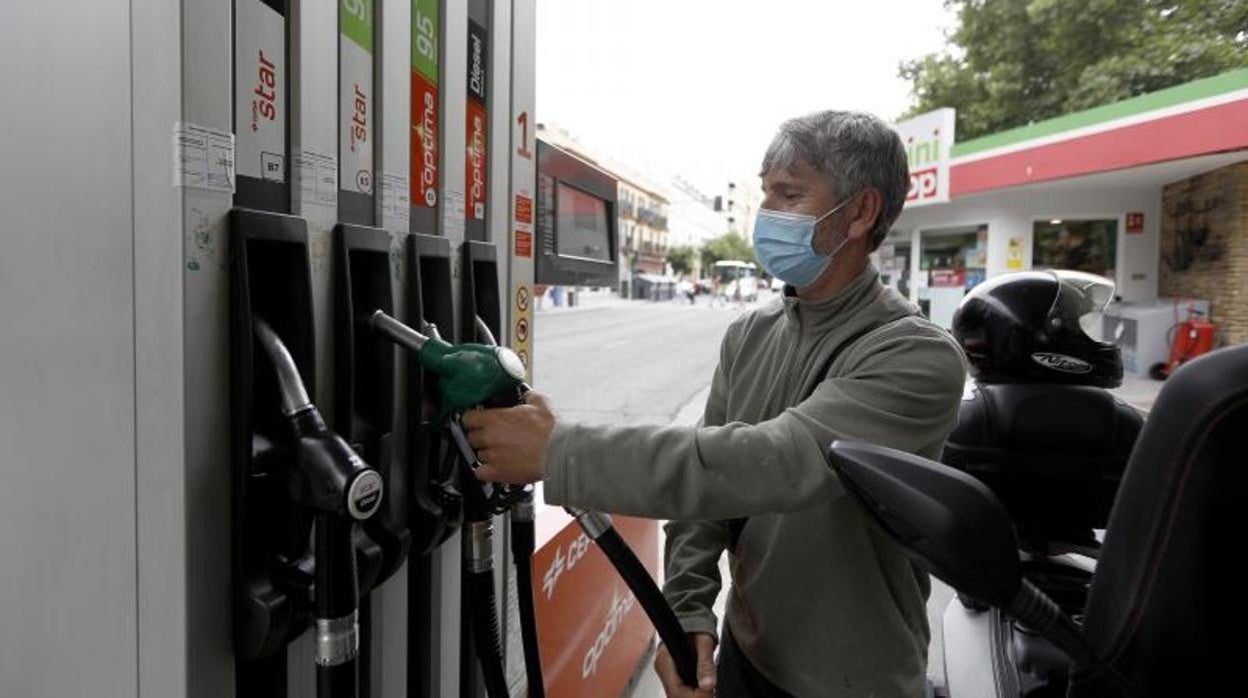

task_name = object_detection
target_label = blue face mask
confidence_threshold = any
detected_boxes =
[752,199,851,289]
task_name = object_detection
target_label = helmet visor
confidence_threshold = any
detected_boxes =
[1048,270,1116,340]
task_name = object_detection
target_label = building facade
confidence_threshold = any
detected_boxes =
[666,176,727,278]
[536,124,671,292]
[886,69,1248,366]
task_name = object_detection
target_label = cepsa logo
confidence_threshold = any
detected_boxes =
[251,50,278,132]
[581,587,637,679]
[542,532,590,600]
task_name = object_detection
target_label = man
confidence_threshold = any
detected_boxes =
[465,111,967,697]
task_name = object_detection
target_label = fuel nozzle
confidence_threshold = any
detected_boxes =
[253,317,383,522]
[368,310,526,414]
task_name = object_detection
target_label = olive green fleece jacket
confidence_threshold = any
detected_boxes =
[542,266,967,697]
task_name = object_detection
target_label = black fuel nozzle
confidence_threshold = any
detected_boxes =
[254,317,383,522]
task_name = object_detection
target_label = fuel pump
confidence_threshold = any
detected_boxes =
[367,311,701,692]
[7,0,547,696]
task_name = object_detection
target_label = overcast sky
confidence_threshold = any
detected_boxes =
[535,0,956,195]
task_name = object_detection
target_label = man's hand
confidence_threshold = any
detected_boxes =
[463,391,556,484]
[653,632,716,697]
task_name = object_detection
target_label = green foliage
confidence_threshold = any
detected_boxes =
[901,0,1248,139]
[666,245,696,276]
[699,233,757,273]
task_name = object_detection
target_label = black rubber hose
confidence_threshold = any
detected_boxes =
[593,526,698,688]
[317,661,358,698]
[466,569,510,698]
[315,515,360,698]
[511,515,545,698]
[1008,580,1133,695]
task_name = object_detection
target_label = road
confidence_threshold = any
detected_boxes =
[533,298,744,427]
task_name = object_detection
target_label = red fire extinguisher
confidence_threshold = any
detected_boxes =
[1150,304,1217,380]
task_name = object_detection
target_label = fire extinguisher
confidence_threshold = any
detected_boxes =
[1150,304,1218,380]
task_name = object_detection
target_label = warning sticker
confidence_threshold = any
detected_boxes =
[293,149,338,206]
[513,283,533,381]
[173,122,235,193]
[380,172,410,225]
[515,230,533,258]
[515,195,533,225]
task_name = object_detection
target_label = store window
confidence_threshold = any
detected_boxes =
[918,224,989,328]
[1032,218,1117,279]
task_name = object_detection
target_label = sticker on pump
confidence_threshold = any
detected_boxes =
[466,101,487,220]
[340,0,374,196]
[235,0,285,184]
[515,230,533,258]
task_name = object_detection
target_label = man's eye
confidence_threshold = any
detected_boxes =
[784,193,801,201]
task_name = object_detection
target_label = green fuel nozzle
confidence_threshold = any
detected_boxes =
[369,310,527,415]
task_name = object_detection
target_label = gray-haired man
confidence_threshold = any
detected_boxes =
[465,111,967,696]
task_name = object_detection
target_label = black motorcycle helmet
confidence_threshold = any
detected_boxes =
[952,270,1123,388]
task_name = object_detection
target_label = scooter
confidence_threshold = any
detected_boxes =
[826,342,1248,697]
[368,310,700,694]
[922,376,1143,698]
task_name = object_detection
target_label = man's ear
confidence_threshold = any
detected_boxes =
[846,188,883,243]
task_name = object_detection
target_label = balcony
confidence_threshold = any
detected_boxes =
[637,207,668,229]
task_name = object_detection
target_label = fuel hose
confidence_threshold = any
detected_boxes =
[315,514,361,698]
[510,495,545,698]
[569,508,699,688]
[464,484,509,698]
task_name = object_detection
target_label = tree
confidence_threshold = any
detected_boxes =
[666,245,696,276]
[700,233,756,273]
[900,0,1248,140]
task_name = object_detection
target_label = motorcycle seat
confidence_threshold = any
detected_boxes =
[942,382,1143,535]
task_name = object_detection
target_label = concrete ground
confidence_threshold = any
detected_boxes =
[1110,371,1164,412]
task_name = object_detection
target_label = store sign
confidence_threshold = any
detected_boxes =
[1007,236,1025,270]
[931,269,966,288]
[895,108,955,207]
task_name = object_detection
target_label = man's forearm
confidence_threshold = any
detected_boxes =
[663,518,729,640]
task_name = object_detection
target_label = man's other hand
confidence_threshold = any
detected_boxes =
[653,632,716,697]
[463,391,556,484]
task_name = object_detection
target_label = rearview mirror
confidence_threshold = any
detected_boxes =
[827,440,1022,608]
